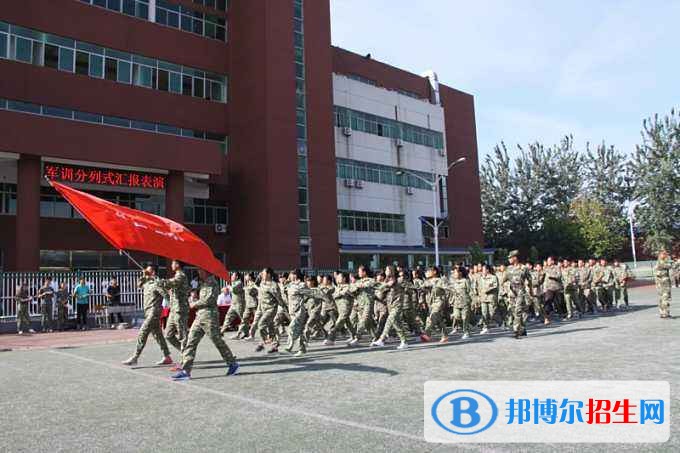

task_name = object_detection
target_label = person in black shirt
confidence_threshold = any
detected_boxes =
[106,278,123,325]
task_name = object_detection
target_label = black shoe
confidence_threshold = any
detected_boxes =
[255,344,265,352]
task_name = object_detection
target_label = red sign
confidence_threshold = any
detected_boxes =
[43,164,166,190]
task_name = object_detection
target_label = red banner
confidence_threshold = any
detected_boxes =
[49,180,228,280]
[44,163,166,189]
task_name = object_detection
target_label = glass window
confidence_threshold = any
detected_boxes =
[14,36,32,63]
[182,75,192,96]
[105,57,117,81]
[89,53,103,78]
[137,2,149,19]
[217,0,227,11]
[204,21,216,39]
[58,47,74,72]
[103,116,130,127]
[157,69,169,91]
[75,51,89,75]
[44,43,59,69]
[131,120,156,131]
[74,111,102,123]
[216,25,226,41]
[8,100,41,114]
[167,11,180,27]
[158,124,181,135]
[193,77,204,98]
[117,60,131,83]
[107,0,121,12]
[122,0,136,15]
[169,72,182,93]
[209,81,223,101]
[156,7,168,25]
[192,18,204,35]
[181,15,192,32]
[93,0,107,7]
[134,64,153,88]
[43,106,73,119]
[0,33,7,59]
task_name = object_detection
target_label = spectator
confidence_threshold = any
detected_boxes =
[189,289,200,304]
[73,278,90,331]
[38,277,55,333]
[190,275,200,290]
[56,282,69,331]
[217,287,231,306]
[106,278,123,327]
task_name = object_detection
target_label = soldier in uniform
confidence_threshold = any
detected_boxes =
[326,272,357,345]
[158,260,190,360]
[371,265,408,350]
[37,277,55,333]
[15,282,35,335]
[220,272,245,338]
[496,264,510,328]
[562,260,580,319]
[504,250,532,338]
[123,265,173,366]
[238,273,259,340]
[55,282,69,331]
[578,259,595,314]
[254,268,285,353]
[595,258,615,311]
[529,263,549,325]
[419,267,450,343]
[273,274,291,337]
[412,269,429,325]
[316,275,338,339]
[478,263,498,334]
[543,256,563,319]
[448,266,473,339]
[672,256,680,288]
[348,266,376,346]
[654,250,672,318]
[283,270,320,357]
[171,269,240,380]
[399,270,421,335]
[373,272,389,341]
[612,259,631,310]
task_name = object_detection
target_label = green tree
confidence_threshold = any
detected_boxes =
[630,109,680,253]
[467,242,486,265]
[571,197,626,259]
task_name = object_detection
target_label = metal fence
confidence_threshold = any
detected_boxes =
[0,270,144,321]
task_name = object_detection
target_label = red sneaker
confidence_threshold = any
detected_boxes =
[156,356,173,366]
[420,334,432,343]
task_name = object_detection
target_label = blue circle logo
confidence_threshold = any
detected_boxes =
[431,389,498,435]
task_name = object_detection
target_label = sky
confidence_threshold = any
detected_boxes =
[329,0,680,163]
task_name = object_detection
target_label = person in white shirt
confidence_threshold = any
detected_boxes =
[217,287,231,306]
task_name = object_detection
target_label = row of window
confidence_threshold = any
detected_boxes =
[338,210,406,234]
[79,0,227,42]
[155,0,227,42]
[294,0,310,250]
[334,105,445,149]
[0,97,227,144]
[0,22,227,103]
[336,158,437,191]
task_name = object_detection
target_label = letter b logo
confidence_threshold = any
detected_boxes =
[450,397,481,428]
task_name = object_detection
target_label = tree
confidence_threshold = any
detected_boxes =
[630,109,680,253]
[571,197,626,259]
[467,242,486,265]
[583,141,632,214]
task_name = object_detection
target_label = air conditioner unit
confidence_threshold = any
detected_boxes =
[405,186,414,195]
[343,179,353,188]
[214,224,227,234]
[438,149,446,157]
[353,180,363,189]
[342,127,353,136]
[395,138,404,148]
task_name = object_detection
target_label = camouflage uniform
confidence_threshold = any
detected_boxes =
[421,277,449,338]
[38,284,55,331]
[349,277,376,342]
[273,281,291,336]
[238,281,259,338]
[529,269,546,319]
[400,280,421,334]
[413,278,429,325]
[15,287,32,333]
[56,288,69,331]
[579,264,595,313]
[593,264,614,311]
[672,259,680,288]
[318,285,337,337]
[496,269,511,328]
[159,269,190,352]
[543,264,563,315]
[221,279,245,335]
[133,276,171,359]
[328,283,356,341]
[613,264,631,309]
[255,281,285,344]
[285,282,320,353]
[448,277,472,335]
[376,280,407,343]
[373,289,388,341]
[654,258,672,317]
[504,264,531,335]
[303,288,326,340]
[180,276,237,372]
[478,273,499,329]
[562,266,579,318]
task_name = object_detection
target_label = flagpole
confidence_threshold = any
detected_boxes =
[120,250,145,271]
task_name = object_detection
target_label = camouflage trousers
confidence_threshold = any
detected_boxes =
[286,309,309,353]
[255,305,279,344]
[480,301,496,328]
[424,301,448,337]
[402,307,421,334]
[452,305,470,335]
[41,302,53,331]
[56,303,68,331]
[181,309,236,373]
[274,308,291,336]
[374,303,388,340]
[16,302,31,332]
[321,307,338,336]
[328,300,356,341]
[614,285,629,308]
[657,284,671,317]
[303,303,324,340]
[580,287,596,313]
[378,306,407,342]
[530,295,545,319]
[510,295,529,334]
[595,286,613,310]
[221,303,244,335]
[353,301,375,341]
[165,310,188,353]
[135,310,171,359]
[563,289,578,317]
[238,305,257,338]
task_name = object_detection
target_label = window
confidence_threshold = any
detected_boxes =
[105,58,117,81]
[14,36,32,63]
[89,54,103,78]
[182,75,192,96]
[44,44,59,69]
[193,77,204,97]
[338,210,406,234]
[58,47,74,72]
[0,32,7,59]
[117,60,131,83]
[43,106,73,119]
[75,51,89,75]
[158,69,169,91]
[8,100,41,114]
[169,72,182,93]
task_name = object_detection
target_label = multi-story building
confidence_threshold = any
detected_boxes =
[0,0,484,272]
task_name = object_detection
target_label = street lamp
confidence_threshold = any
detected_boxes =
[396,156,467,267]
[627,201,640,268]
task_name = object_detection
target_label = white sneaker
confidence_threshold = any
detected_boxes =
[345,338,354,345]
[17,331,23,335]
[480,328,488,334]
[397,341,408,350]
[462,333,470,340]
[322,339,335,346]
[348,338,359,346]
[243,336,254,342]
[449,327,458,335]
[229,333,240,340]
[294,351,305,357]
[370,339,385,347]
[122,356,138,366]
[28,329,36,333]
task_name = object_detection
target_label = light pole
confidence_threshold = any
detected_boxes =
[397,157,466,267]
[627,201,639,268]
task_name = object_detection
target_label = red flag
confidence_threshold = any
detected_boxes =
[49,180,229,281]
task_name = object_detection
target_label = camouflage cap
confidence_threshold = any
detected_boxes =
[508,250,520,259]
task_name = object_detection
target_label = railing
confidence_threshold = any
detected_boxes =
[0,270,143,321]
